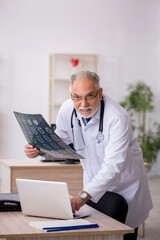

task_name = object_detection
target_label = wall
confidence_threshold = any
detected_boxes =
[0,0,160,175]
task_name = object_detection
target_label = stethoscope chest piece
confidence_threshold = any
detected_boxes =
[96,131,104,142]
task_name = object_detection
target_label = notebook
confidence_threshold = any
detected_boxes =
[16,178,90,219]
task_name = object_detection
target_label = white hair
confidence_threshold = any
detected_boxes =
[69,70,100,91]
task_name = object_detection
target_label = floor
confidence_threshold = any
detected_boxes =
[0,177,159,239]
[138,177,160,240]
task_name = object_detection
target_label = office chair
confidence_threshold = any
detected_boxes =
[87,191,128,224]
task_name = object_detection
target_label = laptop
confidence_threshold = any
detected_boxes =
[16,178,90,219]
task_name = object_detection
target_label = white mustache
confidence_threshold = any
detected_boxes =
[79,107,93,111]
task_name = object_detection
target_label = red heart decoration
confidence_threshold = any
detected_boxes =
[70,59,79,67]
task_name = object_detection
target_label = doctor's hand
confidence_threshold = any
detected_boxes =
[24,144,39,158]
[71,196,85,213]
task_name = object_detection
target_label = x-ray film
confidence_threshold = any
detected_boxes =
[14,112,84,160]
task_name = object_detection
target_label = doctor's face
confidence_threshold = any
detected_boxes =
[70,77,103,118]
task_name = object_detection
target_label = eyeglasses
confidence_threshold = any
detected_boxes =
[71,89,100,103]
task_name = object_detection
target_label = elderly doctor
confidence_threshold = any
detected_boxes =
[25,70,152,240]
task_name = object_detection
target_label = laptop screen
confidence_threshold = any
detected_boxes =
[16,178,73,219]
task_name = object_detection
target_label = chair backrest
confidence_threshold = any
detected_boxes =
[87,191,128,224]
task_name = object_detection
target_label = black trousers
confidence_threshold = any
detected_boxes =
[86,191,138,240]
[124,227,138,240]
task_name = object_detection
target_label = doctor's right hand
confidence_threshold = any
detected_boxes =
[24,144,39,158]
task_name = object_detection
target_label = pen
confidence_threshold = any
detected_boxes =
[43,224,99,232]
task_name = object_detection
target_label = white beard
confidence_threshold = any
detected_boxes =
[78,106,99,119]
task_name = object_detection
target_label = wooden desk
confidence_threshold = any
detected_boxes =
[0,159,83,196]
[0,204,133,240]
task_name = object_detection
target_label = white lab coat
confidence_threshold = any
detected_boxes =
[55,95,153,228]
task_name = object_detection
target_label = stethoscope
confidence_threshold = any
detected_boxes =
[71,98,104,150]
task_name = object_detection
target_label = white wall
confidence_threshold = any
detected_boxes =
[0,0,160,175]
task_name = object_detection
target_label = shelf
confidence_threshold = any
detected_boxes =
[49,53,100,124]
[49,103,64,107]
[54,78,70,82]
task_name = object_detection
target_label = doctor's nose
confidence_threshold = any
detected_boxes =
[80,99,89,107]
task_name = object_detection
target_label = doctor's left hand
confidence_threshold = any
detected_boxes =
[71,196,85,213]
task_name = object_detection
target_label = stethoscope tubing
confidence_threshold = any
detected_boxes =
[99,98,104,133]
[71,98,104,144]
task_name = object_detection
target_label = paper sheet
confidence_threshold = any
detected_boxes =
[30,219,95,230]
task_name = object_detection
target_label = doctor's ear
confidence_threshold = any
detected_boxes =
[99,88,103,100]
